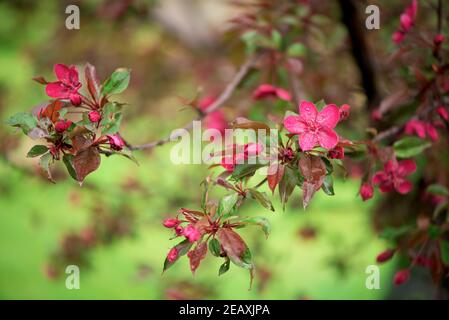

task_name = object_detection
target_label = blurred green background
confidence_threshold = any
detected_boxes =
[0,0,395,299]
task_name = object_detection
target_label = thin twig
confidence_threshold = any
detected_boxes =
[128,53,261,151]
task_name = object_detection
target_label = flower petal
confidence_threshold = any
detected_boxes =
[298,132,317,151]
[45,82,70,98]
[284,115,307,134]
[316,104,340,128]
[379,181,394,193]
[54,64,71,82]
[396,159,416,177]
[298,101,317,124]
[317,127,339,150]
[373,171,388,185]
[395,179,413,194]
[275,88,292,101]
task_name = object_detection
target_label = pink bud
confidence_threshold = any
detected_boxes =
[107,134,125,151]
[425,123,439,142]
[339,104,350,120]
[434,34,445,45]
[88,110,101,123]
[55,120,72,133]
[400,13,413,32]
[167,247,178,263]
[392,31,405,44]
[376,249,395,263]
[360,183,374,201]
[175,225,184,236]
[163,218,179,228]
[183,224,201,243]
[437,107,448,121]
[70,93,82,106]
[393,269,410,286]
[327,146,344,159]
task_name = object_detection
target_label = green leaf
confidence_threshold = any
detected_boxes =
[248,189,274,211]
[271,29,282,49]
[230,163,265,181]
[218,258,230,276]
[287,43,306,57]
[101,113,122,135]
[217,193,239,218]
[441,240,449,266]
[101,68,131,96]
[7,112,37,134]
[39,152,54,183]
[62,154,78,181]
[163,239,193,272]
[379,226,411,242]
[393,137,431,158]
[209,238,221,257]
[238,216,271,239]
[27,145,48,158]
[426,184,449,197]
[322,175,335,196]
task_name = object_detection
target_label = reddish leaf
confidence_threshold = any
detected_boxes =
[299,154,326,209]
[71,135,92,154]
[187,242,208,274]
[73,146,101,184]
[163,239,193,272]
[217,228,252,269]
[41,100,62,123]
[85,63,100,102]
[267,163,285,194]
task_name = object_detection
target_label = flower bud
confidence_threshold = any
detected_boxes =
[70,93,82,106]
[55,120,72,133]
[107,134,125,151]
[360,183,374,201]
[327,146,344,159]
[434,34,445,45]
[437,107,448,121]
[88,110,101,123]
[175,225,184,236]
[167,247,178,263]
[393,269,410,286]
[339,104,350,120]
[376,249,395,263]
[163,218,179,228]
[183,224,201,243]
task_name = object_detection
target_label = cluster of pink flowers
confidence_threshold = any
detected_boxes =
[252,84,292,102]
[404,119,439,141]
[221,142,263,172]
[46,64,83,106]
[392,0,418,44]
[163,218,201,262]
[373,159,416,194]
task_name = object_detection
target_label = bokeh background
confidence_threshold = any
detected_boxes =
[0,0,423,299]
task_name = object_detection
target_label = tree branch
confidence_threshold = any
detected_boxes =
[128,54,261,151]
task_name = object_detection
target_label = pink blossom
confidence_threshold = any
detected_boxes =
[45,64,82,106]
[199,96,227,134]
[163,218,180,228]
[434,34,445,45]
[393,269,410,286]
[107,134,125,151]
[88,110,101,123]
[404,119,439,141]
[392,31,405,44]
[425,123,438,142]
[373,159,416,194]
[252,84,292,102]
[437,107,448,121]
[392,0,418,44]
[54,120,72,133]
[339,104,350,120]
[400,13,413,32]
[284,101,340,151]
[183,225,201,243]
[360,183,374,201]
[167,247,178,263]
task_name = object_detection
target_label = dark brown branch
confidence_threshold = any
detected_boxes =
[338,0,380,109]
[128,54,261,151]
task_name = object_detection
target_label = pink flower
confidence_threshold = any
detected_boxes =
[163,218,180,228]
[434,34,445,45]
[393,269,410,286]
[252,84,292,101]
[376,249,395,263]
[360,183,374,201]
[400,13,413,32]
[373,159,416,194]
[392,31,405,44]
[45,64,82,106]
[284,101,340,151]
[199,96,227,134]
[220,143,263,172]
[55,120,72,133]
[339,104,350,120]
[88,110,101,123]
[437,107,448,121]
[107,134,125,151]
[167,247,178,263]
[404,119,439,141]
[183,225,201,243]
[327,146,344,159]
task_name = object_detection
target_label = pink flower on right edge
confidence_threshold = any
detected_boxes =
[284,101,340,151]
[373,159,416,194]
